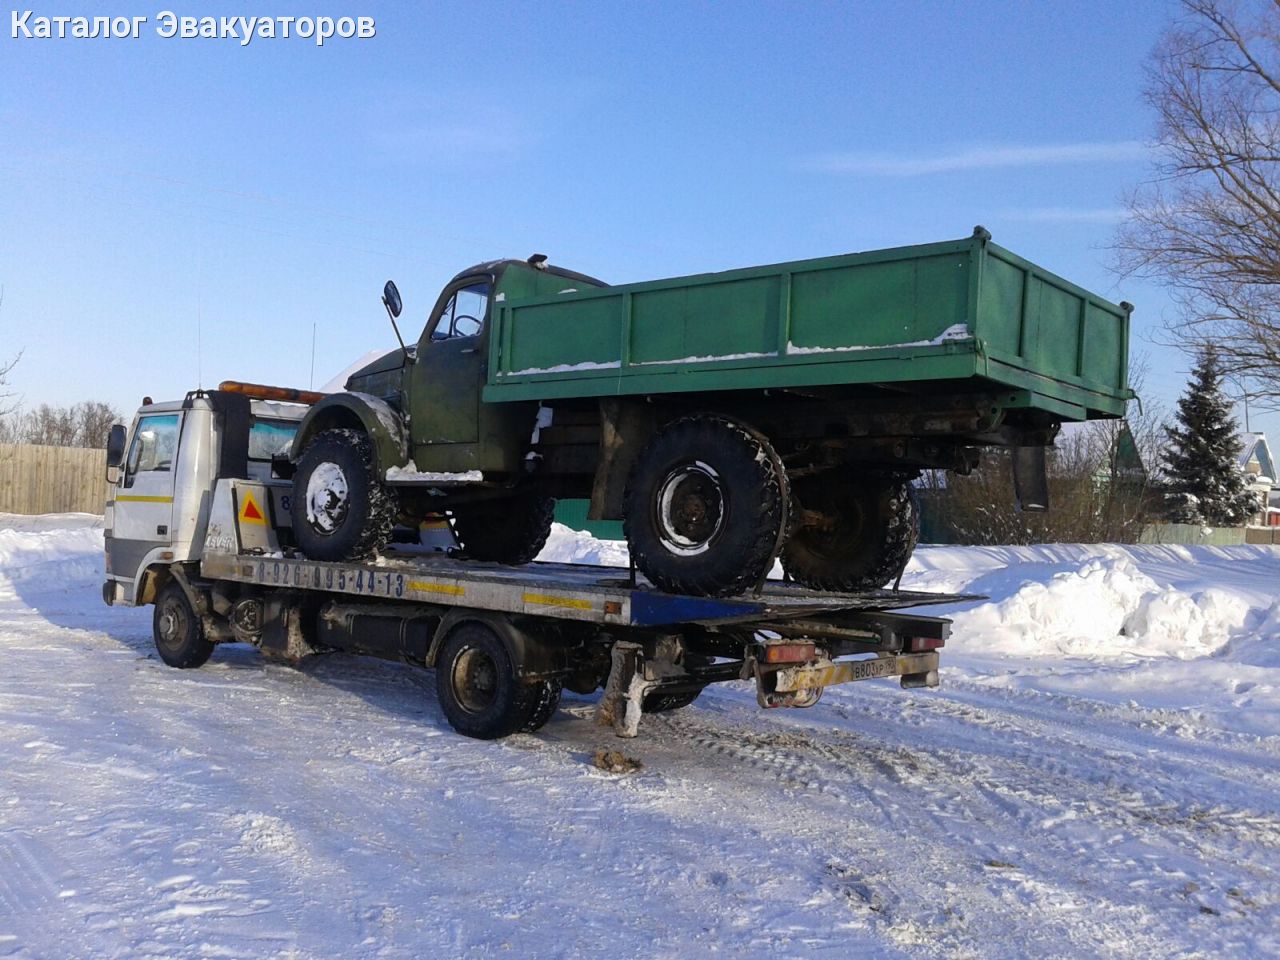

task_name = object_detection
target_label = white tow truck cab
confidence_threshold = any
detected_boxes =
[104,389,304,608]
[103,385,967,740]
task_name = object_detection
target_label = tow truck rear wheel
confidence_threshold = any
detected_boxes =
[291,428,398,562]
[520,678,563,733]
[435,622,550,739]
[642,686,706,713]
[780,475,919,592]
[153,581,215,669]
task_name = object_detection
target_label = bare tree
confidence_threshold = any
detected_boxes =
[1117,0,1280,407]
[922,359,1167,545]
[70,401,120,449]
[21,404,79,446]
[0,285,20,427]
[2,401,123,448]
[924,426,1160,546]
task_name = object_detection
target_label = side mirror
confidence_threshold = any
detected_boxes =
[106,423,127,468]
[382,280,402,320]
[382,280,410,361]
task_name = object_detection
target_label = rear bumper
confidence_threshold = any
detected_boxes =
[772,650,940,692]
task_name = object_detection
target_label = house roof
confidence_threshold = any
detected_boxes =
[1239,433,1275,480]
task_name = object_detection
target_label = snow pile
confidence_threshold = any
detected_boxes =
[1217,601,1280,668]
[0,513,103,588]
[532,528,1276,665]
[1123,585,1251,658]
[949,557,1251,660]
[537,522,630,567]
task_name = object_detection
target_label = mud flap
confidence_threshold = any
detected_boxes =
[258,597,319,664]
[1012,445,1049,512]
[595,637,693,738]
[595,641,656,738]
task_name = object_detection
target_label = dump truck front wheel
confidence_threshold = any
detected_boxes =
[449,492,555,565]
[291,428,397,562]
[624,416,787,597]
[781,475,919,591]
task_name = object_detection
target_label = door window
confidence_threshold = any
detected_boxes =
[123,414,180,488]
[430,281,491,341]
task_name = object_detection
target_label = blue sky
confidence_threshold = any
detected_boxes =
[3,0,1269,438]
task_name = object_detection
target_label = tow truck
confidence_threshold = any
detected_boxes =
[102,385,976,739]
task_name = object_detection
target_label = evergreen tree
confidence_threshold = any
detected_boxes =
[1163,349,1255,525]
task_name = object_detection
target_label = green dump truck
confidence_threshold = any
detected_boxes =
[279,227,1132,597]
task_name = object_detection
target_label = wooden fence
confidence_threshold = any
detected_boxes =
[0,443,110,515]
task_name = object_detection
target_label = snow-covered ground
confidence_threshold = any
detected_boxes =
[1,515,1277,959]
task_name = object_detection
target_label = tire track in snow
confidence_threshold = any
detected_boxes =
[820,684,1280,855]
[641,700,1276,957]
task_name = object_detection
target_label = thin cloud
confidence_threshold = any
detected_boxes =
[1000,206,1130,224]
[802,141,1149,176]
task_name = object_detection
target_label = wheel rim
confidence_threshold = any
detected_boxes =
[451,645,499,714]
[799,489,866,561]
[654,461,725,556]
[305,460,350,534]
[157,597,186,649]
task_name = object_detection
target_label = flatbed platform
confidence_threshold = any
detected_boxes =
[201,547,981,630]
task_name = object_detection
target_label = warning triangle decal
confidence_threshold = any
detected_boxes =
[239,491,267,526]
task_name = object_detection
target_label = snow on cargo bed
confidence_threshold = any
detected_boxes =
[1,516,1278,959]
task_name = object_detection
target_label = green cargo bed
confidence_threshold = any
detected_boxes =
[483,228,1131,421]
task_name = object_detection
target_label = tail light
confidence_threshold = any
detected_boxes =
[762,641,817,664]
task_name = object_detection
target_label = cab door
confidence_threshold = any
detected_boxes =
[408,277,490,463]
[106,412,182,585]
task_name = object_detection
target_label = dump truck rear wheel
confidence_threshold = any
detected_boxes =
[291,428,397,562]
[781,476,919,591]
[153,581,215,669]
[624,415,787,597]
[449,492,555,565]
[435,622,546,739]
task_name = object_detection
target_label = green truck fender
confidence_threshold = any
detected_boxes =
[290,392,408,477]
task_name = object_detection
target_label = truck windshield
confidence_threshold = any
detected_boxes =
[430,281,490,341]
[124,413,180,487]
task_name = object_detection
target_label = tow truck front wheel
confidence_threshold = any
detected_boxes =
[153,581,215,669]
[291,429,397,562]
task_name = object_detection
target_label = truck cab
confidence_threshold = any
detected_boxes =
[103,390,306,607]
[297,257,606,478]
